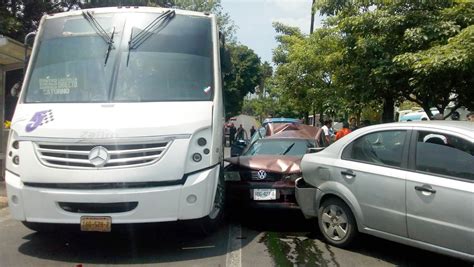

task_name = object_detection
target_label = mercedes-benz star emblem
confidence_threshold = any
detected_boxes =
[88,146,109,167]
[257,170,267,180]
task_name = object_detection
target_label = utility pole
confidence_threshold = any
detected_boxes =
[310,0,316,125]
[310,0,315,34]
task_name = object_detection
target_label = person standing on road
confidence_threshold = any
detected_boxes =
[250,126,256,137]
[236,124,245,140]
[336,121,352,141]
[229,123,236,145]
[320,120,332,146]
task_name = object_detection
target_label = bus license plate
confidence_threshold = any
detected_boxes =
[253,189,276,201]
[80,216,112,232]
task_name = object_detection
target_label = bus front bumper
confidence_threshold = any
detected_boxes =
[5,165,219,224]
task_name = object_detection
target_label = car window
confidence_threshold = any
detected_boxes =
[244,139,315,156]
[342,130,407,167]
[415,131,474,180]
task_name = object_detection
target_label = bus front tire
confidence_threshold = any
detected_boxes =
[197,169,226,235]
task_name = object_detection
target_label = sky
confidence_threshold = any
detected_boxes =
[221,0,323,64]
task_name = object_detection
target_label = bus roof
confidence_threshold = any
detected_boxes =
[44,6,215,20]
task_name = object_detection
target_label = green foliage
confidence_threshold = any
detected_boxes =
[398,100,420,111]
[273,0,474,122]
[223,44,264,118]
[0,0,67,41]
[272,22,348,123]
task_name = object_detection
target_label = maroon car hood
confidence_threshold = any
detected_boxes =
[225,155,302,173]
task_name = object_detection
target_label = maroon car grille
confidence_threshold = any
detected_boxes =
[239,170,283,181]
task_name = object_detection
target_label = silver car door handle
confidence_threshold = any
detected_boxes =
[341,170,356,178]
[415,185,436,194]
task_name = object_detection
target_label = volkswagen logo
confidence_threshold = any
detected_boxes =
[88,146,109,167]
[257,170,267,180]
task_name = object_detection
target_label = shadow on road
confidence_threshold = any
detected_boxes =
[18,222,229,265]
[16,204,472,266]
[229,205,471,267]
[350,234,471,267]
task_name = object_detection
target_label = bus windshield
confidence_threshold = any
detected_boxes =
[24,12,214,103]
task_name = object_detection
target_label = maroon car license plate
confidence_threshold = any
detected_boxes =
[253,189,277,200]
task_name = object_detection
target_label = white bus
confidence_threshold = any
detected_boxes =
[5,7,225,233]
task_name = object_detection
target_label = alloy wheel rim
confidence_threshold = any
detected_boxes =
[321,204,349,241]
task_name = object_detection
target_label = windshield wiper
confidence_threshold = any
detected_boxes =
[281,143,295,155]
[127,10,175,65]
[129,10,175,49]
[82,11,115,65]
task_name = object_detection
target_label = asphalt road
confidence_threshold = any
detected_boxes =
[0,205,471,267]
[0,148,471,266]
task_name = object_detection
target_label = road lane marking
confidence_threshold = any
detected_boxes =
[226,223,242,267]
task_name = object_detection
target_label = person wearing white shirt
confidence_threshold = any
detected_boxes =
[320,120,333,146]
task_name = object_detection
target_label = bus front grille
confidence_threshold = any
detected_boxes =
[34,141,171,169]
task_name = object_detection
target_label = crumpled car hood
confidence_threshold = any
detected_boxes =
[225,155,302,173]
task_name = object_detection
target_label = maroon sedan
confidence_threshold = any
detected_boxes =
[224,125,319,209]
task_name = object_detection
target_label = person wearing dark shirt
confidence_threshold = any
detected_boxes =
[229,123,236,145]
[250,126,256,137]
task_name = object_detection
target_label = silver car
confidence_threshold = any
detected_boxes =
[296,121,474,262]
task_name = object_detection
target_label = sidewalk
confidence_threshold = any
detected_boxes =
[0,181,7,209]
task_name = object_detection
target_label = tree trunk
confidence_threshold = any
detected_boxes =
[303,111,309,125]
[382,97,395,123]
[11,0,17,16]
[319,107,325,125]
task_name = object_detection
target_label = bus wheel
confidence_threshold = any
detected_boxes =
[197,168,225,235]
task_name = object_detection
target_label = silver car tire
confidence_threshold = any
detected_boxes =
[318,198,357,248]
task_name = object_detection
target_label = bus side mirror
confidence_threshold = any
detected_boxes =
[24,31,36,74]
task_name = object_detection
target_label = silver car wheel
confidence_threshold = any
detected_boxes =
[321,204,349,241]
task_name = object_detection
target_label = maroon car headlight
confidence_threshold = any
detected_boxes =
[284,173,301,181]
[224,171,241,181]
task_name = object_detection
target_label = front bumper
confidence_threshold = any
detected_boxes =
[295,178,319,218]
[5,165,219,224]
[226,180,299,209]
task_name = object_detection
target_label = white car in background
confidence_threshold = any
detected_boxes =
[296,121,474,262]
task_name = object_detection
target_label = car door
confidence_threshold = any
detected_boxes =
[335,129,409,237]
[406,129,474,255]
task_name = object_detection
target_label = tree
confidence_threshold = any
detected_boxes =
[272,21,347,124]
[0,0,237,44]
[223,44,263,118]
[316,0,474,120]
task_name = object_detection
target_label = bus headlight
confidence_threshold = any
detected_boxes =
[12,156,20,165]
[6,130,21,175]
[197,137,207,146]
[192,153,202,162]
[185,127,213,173]
[12,141,19,149]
